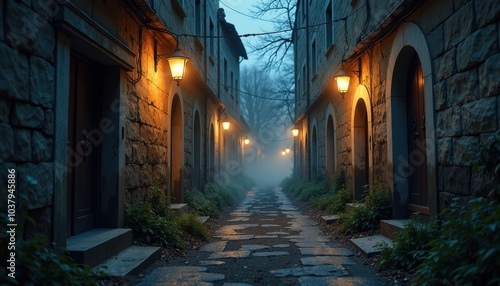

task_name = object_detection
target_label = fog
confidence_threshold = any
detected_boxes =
[243,143,293,188]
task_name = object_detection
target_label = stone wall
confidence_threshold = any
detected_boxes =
[0,0,57,237]
[294,0,499,212]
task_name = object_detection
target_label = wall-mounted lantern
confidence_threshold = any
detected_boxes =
[155,41,189,86]
[222,121,230,130]
[291,128,299,137]
[333,67,351,95]
[244,138,250,145]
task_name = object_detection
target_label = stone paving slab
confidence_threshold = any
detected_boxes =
[137,266,224,285]
[200,241,228,252]
[252,251,289,257]
[208,251,251,259]
[270,265,348,277]
[214,235,254,240]
[299,276,384,286]
[299,247,354,256]
[301,256,357,266]
[240,244,270,251]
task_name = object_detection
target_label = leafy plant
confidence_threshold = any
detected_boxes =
[338,185,391,233]
[297,180,327,202]
[125,186,183,248]
[331,167,347,193]
[311,187,353,213]
[376,215,438,271]
[412,198,500,286]
[176,213,208,240]
[185,189,220,218]
[0,234,106,286]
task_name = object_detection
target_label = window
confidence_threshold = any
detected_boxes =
[302,64,306,94]
[195,0,201,35]
[224,59,228,89]
[311,39,317,77]
[209,19,215,59]
[326,1,333,45]
[325,0,335,53]
[230,72,234,97]
[235,79,239,101]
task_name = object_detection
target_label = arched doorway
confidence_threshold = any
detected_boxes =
[353,99,369,200]
[386,22,437,218]
[193,111,201,191]
[209,123,215,179]
[326,115,336,186]
[407,54,428,209]
[311,125,318,177]
[170,95,183,203]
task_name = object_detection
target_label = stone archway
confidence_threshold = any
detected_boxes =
[386,22,437,218]
[353,99,369,200]
[170,94,183,203]
[193,111,201,191]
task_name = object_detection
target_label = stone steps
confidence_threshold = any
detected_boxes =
[380,219,407,240]
[67,228,159,278]
[345,203,364,212]
[320,215,340,225]
[95,246,161,277]
[67,228,132,268]
[170,203,189,214]
[349,219,407,257]
[196,216,210,224]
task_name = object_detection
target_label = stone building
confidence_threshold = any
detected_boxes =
[0,0,247,271]
[293,0,499,219]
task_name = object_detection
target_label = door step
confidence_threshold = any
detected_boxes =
[67,228,132,268]
[380,219,407,240]
[320,215,340,224]
[345,203,364,212]
[95,246,161,277]
[196,216,210,224]
[350,235,393,257]
[170,203,188,214]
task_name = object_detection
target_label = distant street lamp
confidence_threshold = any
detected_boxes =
[281,150,286,156]
[244,138,250,145]
[285,148,290,153]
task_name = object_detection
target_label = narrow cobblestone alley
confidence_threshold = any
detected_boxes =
[134,188,385,285]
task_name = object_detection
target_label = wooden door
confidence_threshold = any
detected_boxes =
[67,55,101,235]
[407,56,428,210]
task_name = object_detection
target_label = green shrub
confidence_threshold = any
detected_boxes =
[311,187,353,213]
[338,185,391,233]
[412,198,500,286]
[331,167,347,192]
[125,186,183,247]
[280,175,301,192]
[0,235,106,286]
[203,182,234,210]
[185,189,220,218]
[176,213,208,240]
[297,180,328,202]
[376,215,438,271]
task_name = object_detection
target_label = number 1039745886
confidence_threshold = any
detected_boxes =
[7,169,16,223]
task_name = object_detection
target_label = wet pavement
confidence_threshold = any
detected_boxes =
[135,187,384,285]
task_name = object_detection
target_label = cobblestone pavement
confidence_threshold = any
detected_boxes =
[135,187,385,285]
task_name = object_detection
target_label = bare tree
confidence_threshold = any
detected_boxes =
[239,65,292,145]
[250,0,296,70]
